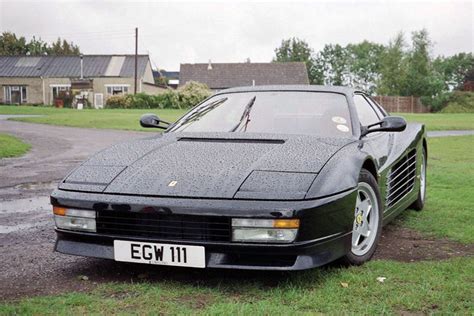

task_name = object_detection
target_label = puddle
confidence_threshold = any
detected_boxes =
[0,114,44,120]
[14,182,57,191]
[0,220,50,234]
[0,196,50,214]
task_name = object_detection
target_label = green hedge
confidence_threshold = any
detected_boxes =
[105,81,211,109]
[440,91,474,113]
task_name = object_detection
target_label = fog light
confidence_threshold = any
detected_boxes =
[231,218,299,243]
[53,206,96,232]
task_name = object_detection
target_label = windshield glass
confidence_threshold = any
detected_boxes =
[168,91,352,137]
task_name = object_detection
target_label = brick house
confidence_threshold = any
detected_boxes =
[0,55,166,107]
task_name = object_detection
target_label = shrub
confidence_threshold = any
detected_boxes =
[105,95,132,109]
[104,83,212,109]
[441,91,474,113]
[176,81,212,109]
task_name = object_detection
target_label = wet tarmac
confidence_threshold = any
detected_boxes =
[0,120,150,300]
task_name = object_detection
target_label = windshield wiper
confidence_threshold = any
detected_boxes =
[230,96,256,132]
[169,97,228,131]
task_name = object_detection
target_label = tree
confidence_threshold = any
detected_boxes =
[48,37,80,55]
[346,41,385,93]
[0,32,28,55]
[26,36,49,55]
[273,37,321,84]
[0,31,81,56]
[403,29,440,96]
[433,53,474,90]
[377,32,408,95]
[314,44,349,86]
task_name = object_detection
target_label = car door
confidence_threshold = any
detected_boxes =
[353,93,394,175]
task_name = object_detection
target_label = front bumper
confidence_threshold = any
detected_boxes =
[52,188,356,270]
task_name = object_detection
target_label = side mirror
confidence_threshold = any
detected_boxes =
[361,116,406,137]
[139,114,170,129]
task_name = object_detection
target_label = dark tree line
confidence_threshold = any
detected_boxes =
[0,31,81,56]
[273,30,474,100]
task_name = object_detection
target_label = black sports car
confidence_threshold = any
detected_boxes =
[51,85,427,270]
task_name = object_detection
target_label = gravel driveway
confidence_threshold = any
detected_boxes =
[1,119,472,301]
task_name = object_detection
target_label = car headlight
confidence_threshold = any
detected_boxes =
[53,206,96,232]
[231,218,299,243]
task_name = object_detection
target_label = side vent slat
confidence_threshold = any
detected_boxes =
[386,149,417,208]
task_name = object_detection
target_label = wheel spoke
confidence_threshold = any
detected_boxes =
[360,220,370,237]
[352,230,361,246]
[358,199,370,213]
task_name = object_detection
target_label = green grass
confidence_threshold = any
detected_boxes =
[0,106,186,131]
[401,135,474,243]
[1,258,472,314]
[396,113,474,131]
[0,133,31,158]
[1,106,473,131]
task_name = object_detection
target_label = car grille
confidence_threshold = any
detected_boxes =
[96,210,231,242]
[386,149,417,208]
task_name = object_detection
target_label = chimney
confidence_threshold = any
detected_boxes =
[80,54,84,79]
[207,59,212,70]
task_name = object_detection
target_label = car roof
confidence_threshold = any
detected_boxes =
[215,85,359,96]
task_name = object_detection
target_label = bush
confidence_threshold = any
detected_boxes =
[441,91,474,113]
[421,92,452,112]
[176,81,212,109]
[104,82,211,109]
[105,95,132,109]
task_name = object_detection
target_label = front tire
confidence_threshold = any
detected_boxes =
[343,169,383,265]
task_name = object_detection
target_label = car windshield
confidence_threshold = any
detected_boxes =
[168,91,352,137]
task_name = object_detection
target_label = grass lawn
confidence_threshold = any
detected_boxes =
[0,133,31,158]
[0,106,186,131]
[1,135,473,314]
[396,113,474,131]
[1,105,473,131]
[1,258,472,314]
[401,135,474,243]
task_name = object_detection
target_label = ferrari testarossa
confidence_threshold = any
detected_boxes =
[51,85,427,270]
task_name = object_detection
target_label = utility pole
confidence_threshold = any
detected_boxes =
[134,27,138,94]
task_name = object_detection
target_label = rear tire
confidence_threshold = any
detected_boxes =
[343,169,383,265]
[410,147,427,211]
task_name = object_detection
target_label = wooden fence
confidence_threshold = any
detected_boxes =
[372,96,430,113]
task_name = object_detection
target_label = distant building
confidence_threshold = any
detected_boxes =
[0,55,166,108]
[153,69,180,89]
[179,61,309,91]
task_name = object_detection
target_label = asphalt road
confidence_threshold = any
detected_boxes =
[0,118,472,300]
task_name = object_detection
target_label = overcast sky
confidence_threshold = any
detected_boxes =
[1,0,472,70]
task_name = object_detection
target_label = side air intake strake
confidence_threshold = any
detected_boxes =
[386,149,417,208]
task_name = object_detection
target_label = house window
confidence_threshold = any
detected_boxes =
[106,85,129,96]
[50,84,72,107]
[3,86,27,104]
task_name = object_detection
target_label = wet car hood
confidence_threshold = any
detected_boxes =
[59,132,354,200]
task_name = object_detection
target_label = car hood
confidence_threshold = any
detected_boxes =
[59,132,353,200]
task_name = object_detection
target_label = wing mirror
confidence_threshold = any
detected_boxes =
[139,114,170,129]
[361,116,406,137]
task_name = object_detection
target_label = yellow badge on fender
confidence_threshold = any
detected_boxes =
[168,180,178,187]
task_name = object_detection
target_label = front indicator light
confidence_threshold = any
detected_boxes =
[52,206,96,232]
[231,218,299,243]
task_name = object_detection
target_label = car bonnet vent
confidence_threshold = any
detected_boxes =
[178,137,285,144]
[386,149,417,208]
